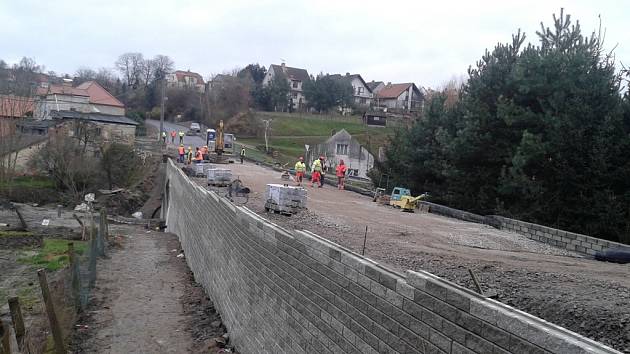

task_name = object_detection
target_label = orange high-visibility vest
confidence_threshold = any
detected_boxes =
[178,146,185,154]
[195,151,203,161]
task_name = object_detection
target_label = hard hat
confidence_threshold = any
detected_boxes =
[299,156,304,160]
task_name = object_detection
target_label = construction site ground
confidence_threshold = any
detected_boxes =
[190,160,630,353]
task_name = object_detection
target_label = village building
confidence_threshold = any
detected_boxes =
[262,63,310,111]
[0,95,34,137]
[374,83,424,113]
[329,73,373,109]
[35,80,125,119]
[366,80,385,94]
[166,70,206,93]
[51,110,138,146]
[309,129,375,179]
[363,111,387,127]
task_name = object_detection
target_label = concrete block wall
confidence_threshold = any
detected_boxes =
[164,160,619,354]
[489,215,630,256]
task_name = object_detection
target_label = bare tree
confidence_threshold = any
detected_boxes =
[115,52,144,88]
[140,59,155,88]
[152,54,174,81]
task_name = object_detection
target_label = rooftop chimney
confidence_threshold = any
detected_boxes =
[62,78,73,86]
[281,62,286,67]
[345,72,350,76]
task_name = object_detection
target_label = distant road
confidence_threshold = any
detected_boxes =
[145,119,205,148]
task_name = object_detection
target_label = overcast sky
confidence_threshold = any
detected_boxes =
[1,0,628,88]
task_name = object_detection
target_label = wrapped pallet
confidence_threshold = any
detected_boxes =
[265,184,307,215]
[206,168,232,186]
[194,162,212,177]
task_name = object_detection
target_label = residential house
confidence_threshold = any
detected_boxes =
[51,110,138,146]
[262,63,309,111]
[309,129,375,179]
[367,81,385,94]
[329,73,373,108]
[207,74,233,92]
[0,95,34,137]
[35,80,125,119]
[375,83,424,113]
[166,70,206,93]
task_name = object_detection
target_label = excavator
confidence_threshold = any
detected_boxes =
[388,187,428,212]
[206,120,234,163]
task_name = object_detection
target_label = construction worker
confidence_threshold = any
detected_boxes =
[201,145,209,160]
[177,144,186,163]
[240,147,246,164]
[319,155,327,188]
[294,156,306,186]
[336,159,347,190]
[170,130,176,143]
[186,146,193,164]
[161,131,167,144]
[194,147,203,163]
[311,156,323,188]
[178,130,185,144]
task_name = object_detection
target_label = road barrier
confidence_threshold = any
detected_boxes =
[164,159,620,354]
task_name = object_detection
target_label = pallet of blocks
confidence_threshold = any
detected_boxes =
[207,168,232,186]
[194,162,212,177]
[264,184,307,215]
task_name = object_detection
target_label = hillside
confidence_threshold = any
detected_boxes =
[236,111,396,166]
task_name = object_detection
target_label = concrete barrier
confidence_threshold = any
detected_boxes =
[163,160,620,354]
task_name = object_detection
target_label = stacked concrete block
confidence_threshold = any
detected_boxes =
[264,184,307,215]
[206,168,232,186]
[163,160,620,354]
[193,162,212,177]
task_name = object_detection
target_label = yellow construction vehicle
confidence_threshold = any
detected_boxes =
[389,187,428,212]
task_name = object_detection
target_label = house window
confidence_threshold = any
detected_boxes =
[292,92,298,98]
[357,87,363,95]
[360,98,367,104]
[336,144,348,155]
[292,81,299,88]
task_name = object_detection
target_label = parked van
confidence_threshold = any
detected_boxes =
[190,122,201,133]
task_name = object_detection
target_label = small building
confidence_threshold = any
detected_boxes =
[363,111,387,127]
[0,94,34,137]
[35,80,125,119]
[375,83,424,113]
[51,110,138,145]
[310,129,375,179]
[262,63,310,111]
[166,70,206,93]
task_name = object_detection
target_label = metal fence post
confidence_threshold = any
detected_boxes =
[68,243,81,311]
[37,269,65,354]
[88,225,97,289]
[7,297,25,350]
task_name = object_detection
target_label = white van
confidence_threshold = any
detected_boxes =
[190,122,201,132]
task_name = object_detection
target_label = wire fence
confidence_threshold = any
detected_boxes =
[1,208,109,354]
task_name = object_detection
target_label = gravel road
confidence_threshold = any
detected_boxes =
[191,160,630,352]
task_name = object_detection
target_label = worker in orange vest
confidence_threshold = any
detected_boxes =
[177,144,185,163]
[170,130,176,143]
[201,145,209,160]
[335,159,347,190]
[194,147,203,163]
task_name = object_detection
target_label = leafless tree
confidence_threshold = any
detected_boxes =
[115,52,144,88]
[152,54,174,81]
[140,59,155,88]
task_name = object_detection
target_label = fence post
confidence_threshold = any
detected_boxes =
[96,213,105,257]
[37,269,65,354]
[8,297,25,350]
[68,243,81,311]
[88,218,98,289]
[0,320,10,354]
[100,208,109,240]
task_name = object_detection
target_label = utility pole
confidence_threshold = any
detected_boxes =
[159,78,166,142]
[262,119,272,153]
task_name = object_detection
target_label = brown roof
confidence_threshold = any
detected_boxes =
[271,64,309,82]
[328,73,372,93]
[174,70,204,85]
[76,81,124,108]
[36,84,89,97]
[0,95,35,118]
[376,83,415,99]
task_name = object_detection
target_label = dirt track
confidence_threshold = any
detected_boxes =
[193,160,630,352]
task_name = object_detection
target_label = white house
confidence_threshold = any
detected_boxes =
[262,63,310,111]
[375,83,424,113]
[309,129,375,179]
[329,73,373,108]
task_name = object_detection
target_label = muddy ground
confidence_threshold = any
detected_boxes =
[190,161,630,353]
[69,224,226,354]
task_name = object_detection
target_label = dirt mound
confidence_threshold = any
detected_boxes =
[224,111,262,136]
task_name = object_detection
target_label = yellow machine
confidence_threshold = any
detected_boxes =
[389,187,427,212]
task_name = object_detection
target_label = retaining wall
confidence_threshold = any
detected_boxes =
[418,201,630,256]
[163,160,619,354]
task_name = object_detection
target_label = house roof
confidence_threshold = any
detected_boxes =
[376,83,417,99]
[51,110,138,126]
[328,74,372,93]
[0,95,34,118]
[76,81,125,108]
[367,81,384,91]
[325,129,352,144]
[173,70,205,85]
[270,64,309,82]
[36,84,89,97]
